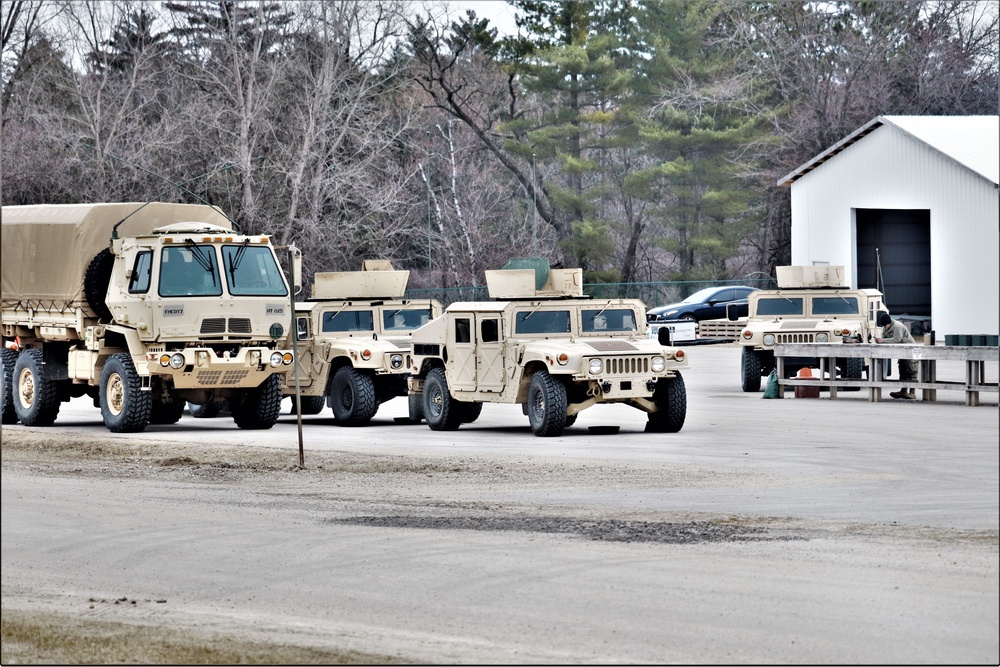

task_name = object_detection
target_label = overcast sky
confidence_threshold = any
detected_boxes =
[426,1,521,36]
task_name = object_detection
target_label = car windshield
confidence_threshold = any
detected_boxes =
[515,310,571,335]
[322,310,374,332]
[383,307,432,331]
[679,287,722,304]
[756,297,804,316]
[812,296,859,315]
[581,308,638,333]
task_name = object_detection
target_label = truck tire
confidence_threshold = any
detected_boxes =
[839,357,863,392]
[231,375,282,429]
[290,395,326,415]
[527,370,567,437]
[330,367,377,425]
[100,353,151,433]
[187,400,227,418]
[2,347,19,424]
[423,367,462,431]
[149,399,185,425]
[741,346,762,392]
[84,249,115,323]
[458,401,483,424]
[407,392,424,423]
[646,373,687,433]
[12,348,62,426]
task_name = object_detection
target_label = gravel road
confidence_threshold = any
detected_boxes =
[2,345,997,664]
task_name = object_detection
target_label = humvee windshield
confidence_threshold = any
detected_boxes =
[323,310,374,332]
[756,297,804,316]
[581,308,638,333]
[811,296,859,315]
[222,245,288,296]
[383,307,432,332]
[515,310,571,334]
[159,245,222,297]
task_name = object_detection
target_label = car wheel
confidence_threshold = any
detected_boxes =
[678,314,696,323]
[423,367,461,431]
[527,370,567,437]
[646,373,686,433]
[100,352,150,433]
[330,366,377,425]
[741,346,762,392]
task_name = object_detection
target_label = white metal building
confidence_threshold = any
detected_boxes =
[778,115,999,338]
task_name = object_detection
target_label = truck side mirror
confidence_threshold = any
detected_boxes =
[727,303,740,321]
[288,245,303,295]
[657,325,672,346]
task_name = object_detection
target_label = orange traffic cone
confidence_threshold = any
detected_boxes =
[794,367,819,398]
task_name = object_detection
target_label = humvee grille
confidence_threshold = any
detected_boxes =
[775,333,817,344]
[601,356,649,376]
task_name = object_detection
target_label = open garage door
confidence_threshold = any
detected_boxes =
[856,208,931,324]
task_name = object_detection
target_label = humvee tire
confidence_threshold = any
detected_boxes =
[2,347,19,424]
[149,399,185,424]
[188,400,227,418]
[290,395,326,415]
[330,366,377,425]
[231,375,282,430]
[458,401,483,424]
[423,367,462,431]
[13,348,62,427]
[527,370,568,437]
[839,357,863,392]
[100,352,151,433]
[84,249,115,323]
[407,392,424,422]
[646,373,686,433]
[741,346,762,392]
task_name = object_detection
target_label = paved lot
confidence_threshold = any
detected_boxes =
[2,344,997,663]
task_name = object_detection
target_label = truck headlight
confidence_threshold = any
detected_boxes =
[816,333,829,343]
[169,353,185,369]
[390,354,404,369]
[651,356,665,373]
[763,334,775,346]
[282,353,293,365]
[588,358,603,375]
[270,352,284,367]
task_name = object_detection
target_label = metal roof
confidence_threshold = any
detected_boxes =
[778,115,999,187]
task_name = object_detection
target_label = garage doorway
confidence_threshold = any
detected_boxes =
[856,208,931,319]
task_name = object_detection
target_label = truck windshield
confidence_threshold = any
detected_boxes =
[222,245,288,296]
[582,308,637,333]
[515,310,571,334]
[383,308,432,331]
[756,297,804,316]
[159,246,222,297]
[812,296,859,315]
[323,310,374,332]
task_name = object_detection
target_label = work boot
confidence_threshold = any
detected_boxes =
[890,389,915,400]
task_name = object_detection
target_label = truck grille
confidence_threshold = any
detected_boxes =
[201,318,253,335]
[775,333,817,344]
[600,356,650,376]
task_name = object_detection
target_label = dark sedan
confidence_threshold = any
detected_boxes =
[647,285,759,323]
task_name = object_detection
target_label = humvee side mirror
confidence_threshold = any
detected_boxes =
[727,303,740,321]
[657,326,672,346]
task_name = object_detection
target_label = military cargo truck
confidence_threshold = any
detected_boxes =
[1,203,297,432]
[733,265,886,391]
[406,260,689,437]
[281,260,442,425]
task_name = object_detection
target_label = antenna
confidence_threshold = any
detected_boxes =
[875,247,886,300]
[82,144,238,237]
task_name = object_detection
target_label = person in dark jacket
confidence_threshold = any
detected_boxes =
[875,311,917,399]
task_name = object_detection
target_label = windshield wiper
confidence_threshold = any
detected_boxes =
[227,238,250,284]
[184,239,215,273]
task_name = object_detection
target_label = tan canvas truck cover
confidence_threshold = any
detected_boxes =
[1,203,231,312]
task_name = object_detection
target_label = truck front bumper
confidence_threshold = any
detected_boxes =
[144,347,292,388]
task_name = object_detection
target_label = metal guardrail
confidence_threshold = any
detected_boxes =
[773,342,999,406]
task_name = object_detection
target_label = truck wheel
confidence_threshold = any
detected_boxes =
[408,393,424,423]
[527,370,567,437]
[149,399,185,425]
[188,400,227,418]
[2,347,19,424]
[290,395,326,415]
[330,367,378,425]
[458,401,483,424]
[646,373,687,433]
[423,368,462,431]
[12,348,62,426]
[231,375,282,429]
[100,353,150,433]
[839,357,863,392]
[84,249,115,323]
[741,346,762,392]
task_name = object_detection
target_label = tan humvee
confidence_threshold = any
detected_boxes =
[1,203,298,432]
[733,266,886,391]
[283,260,442,425]
[406,260,689,437]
